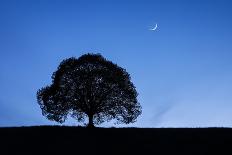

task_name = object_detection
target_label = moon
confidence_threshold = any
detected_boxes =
[149,23,158,31]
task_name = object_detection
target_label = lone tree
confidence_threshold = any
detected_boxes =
[37,53,141,127]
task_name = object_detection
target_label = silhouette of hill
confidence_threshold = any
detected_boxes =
[0,126,232,154]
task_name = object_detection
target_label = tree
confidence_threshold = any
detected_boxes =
[37,53,142,127]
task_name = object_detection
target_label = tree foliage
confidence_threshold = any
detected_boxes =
[37,53,141,127]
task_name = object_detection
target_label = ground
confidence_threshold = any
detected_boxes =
[0,126,232,154]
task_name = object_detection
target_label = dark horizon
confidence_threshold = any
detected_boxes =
[1,126,232,154]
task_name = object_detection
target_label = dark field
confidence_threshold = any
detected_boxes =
[0,126,232,154]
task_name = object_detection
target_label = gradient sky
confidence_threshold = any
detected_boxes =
[1,0,232,127]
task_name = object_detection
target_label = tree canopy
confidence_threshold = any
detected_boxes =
[37,53,142,127]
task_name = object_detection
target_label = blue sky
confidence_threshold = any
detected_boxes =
[0,0,232,127]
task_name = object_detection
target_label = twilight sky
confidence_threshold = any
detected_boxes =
[0,0,232,127]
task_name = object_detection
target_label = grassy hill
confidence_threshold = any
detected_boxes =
[0,126,232,154]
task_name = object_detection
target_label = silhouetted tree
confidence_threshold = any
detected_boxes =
[37,53,142,127]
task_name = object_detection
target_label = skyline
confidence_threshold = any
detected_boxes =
[0,0,232,127]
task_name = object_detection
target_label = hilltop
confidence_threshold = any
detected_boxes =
[0,126,232,154]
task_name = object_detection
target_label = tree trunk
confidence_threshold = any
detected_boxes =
[87,114,94,128]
